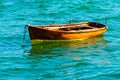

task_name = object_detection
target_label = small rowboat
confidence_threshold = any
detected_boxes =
[26,22,107,40]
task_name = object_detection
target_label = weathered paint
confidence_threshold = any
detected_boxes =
[27,22,107,40]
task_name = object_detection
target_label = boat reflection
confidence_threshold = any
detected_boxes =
[29,36,108,55]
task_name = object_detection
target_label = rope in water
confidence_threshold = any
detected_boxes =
[22,25,28,47]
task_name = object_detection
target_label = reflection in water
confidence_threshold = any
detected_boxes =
[29,36,108,55]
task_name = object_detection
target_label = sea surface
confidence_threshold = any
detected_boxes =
[0,0,120,80]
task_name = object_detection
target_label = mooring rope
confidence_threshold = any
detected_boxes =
[105,17,108,25]
[22,25,28,47]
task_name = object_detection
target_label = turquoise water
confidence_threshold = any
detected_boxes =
[0,0,120,80]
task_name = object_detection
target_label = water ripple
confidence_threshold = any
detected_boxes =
[0,0,120,80]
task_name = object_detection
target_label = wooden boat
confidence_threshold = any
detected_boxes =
[27,22,107,40]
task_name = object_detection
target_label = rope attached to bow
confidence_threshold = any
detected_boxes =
[22,25,28,47]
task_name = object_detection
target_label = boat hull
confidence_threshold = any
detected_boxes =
[28,25,107,40]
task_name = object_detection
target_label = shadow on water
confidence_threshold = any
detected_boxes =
[29,36,108,55]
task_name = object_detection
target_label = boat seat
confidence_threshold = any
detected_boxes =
[88,22,105,28]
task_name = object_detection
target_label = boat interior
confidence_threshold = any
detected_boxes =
[49,22,106,31]
[28,22,106,31]
[88,22,105,28]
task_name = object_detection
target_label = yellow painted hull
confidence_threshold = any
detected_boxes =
[61,28,106,40]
